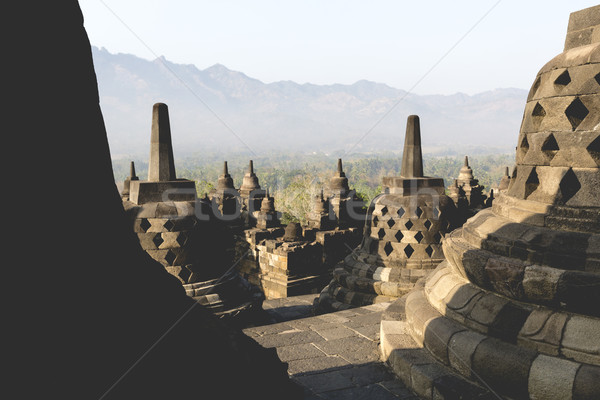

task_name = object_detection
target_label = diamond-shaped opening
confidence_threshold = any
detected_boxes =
[383,242,394,256]
[397,207,405,218]
[425,245,434,258]
[528,76,541,101]
[178,266,192,283]
[433,232,442,243]
[394,231,404,241]
[595,73,600,86]
[405,220,414,230]
[403,244,414,258]
[176,232,188,247]
[432,207,439,220]
[377,228,386,240]
[165,250,177,265]
[424,219,432,230]
[163,219,175,232]
[586,135,600,166]
[519,135,530,159]
[524,167,540,199]
[386,219,396,228]
[152,233,164,248]
[415,207,423,218]
[372,215,379,226]
[559,168,581,204]
[541,133,560,161]
[380,206,388,216]
[565,97,589,131]
[140,218,151,232]
[554,70,571,87]
[531,102,546,131]
[414,231,424,243]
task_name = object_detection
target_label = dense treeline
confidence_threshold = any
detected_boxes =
[112,151,513,222]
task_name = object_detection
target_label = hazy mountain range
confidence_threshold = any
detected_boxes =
[91,46,528,158]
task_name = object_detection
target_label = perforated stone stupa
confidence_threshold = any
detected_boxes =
[123,103,264,321]
[380,6,600,399]
[315,115,458,312]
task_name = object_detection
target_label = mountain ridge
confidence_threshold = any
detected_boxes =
[91,46,527,157]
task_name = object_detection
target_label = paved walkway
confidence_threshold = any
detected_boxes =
[243,297,418,399]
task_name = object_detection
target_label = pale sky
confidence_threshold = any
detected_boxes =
[79,1,599,95]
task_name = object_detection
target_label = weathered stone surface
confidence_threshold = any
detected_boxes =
[528,354,579,400]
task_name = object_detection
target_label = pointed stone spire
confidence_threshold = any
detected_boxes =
[260,188,275,213]
[148,103,176,182]
[498,166,511,191]
[400,115,424,178]
[217,161,234,190]
[329,158,349,195]
[458,155,475,181]
[121,161,139,199]
[337,158,345,176]
[129,161,138,180]
[240,159,260,192]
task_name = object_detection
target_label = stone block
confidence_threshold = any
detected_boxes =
[573,364,600,400]
[468,292,508,328]
[528,354,579,400]
[422,316,466,365]
[522,265,563,303]
[471,337,537,399]
[518,309,567,355]
[447,330,486,379]
[484,256,525,299]
[561,314,600,364]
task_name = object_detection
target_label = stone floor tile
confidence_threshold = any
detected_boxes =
[314,326,356,341]
[276,343,326,362]
[288,356,352,376]
[293,365,355,390]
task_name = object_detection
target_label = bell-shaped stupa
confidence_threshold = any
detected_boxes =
[315,115,458,312]
[380,6,600,399]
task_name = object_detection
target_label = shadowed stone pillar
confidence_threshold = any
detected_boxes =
[148,103,176,182]
[380,6,600,399]
[400,115,424,178]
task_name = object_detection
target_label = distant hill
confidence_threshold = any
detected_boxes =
[91,46,527,158]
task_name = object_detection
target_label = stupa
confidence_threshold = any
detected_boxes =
[380,6,600,399]
[123,103,264,321]
[447,156,486,209]
[123,103,198,283]
[315,115,458,312]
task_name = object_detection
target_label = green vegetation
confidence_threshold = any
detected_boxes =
[112,151,514,223]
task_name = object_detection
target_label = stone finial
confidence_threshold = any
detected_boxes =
[260,190,275,213]
[217,161,235,190]
[148,103,176,182]
[457,155,475,181]
[129,161,138,180]
[240,159,260,192]
[329,158,350,194]
[121,161,139,199]
[400,115,424,178]
[498,166,511,191]
[337,159,345,176]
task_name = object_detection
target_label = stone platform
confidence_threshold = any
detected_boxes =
[244,298,418,399]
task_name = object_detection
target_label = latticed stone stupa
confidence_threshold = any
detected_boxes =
[380,6,600,399]
[123,103,264,320]
[315,115,458,312]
